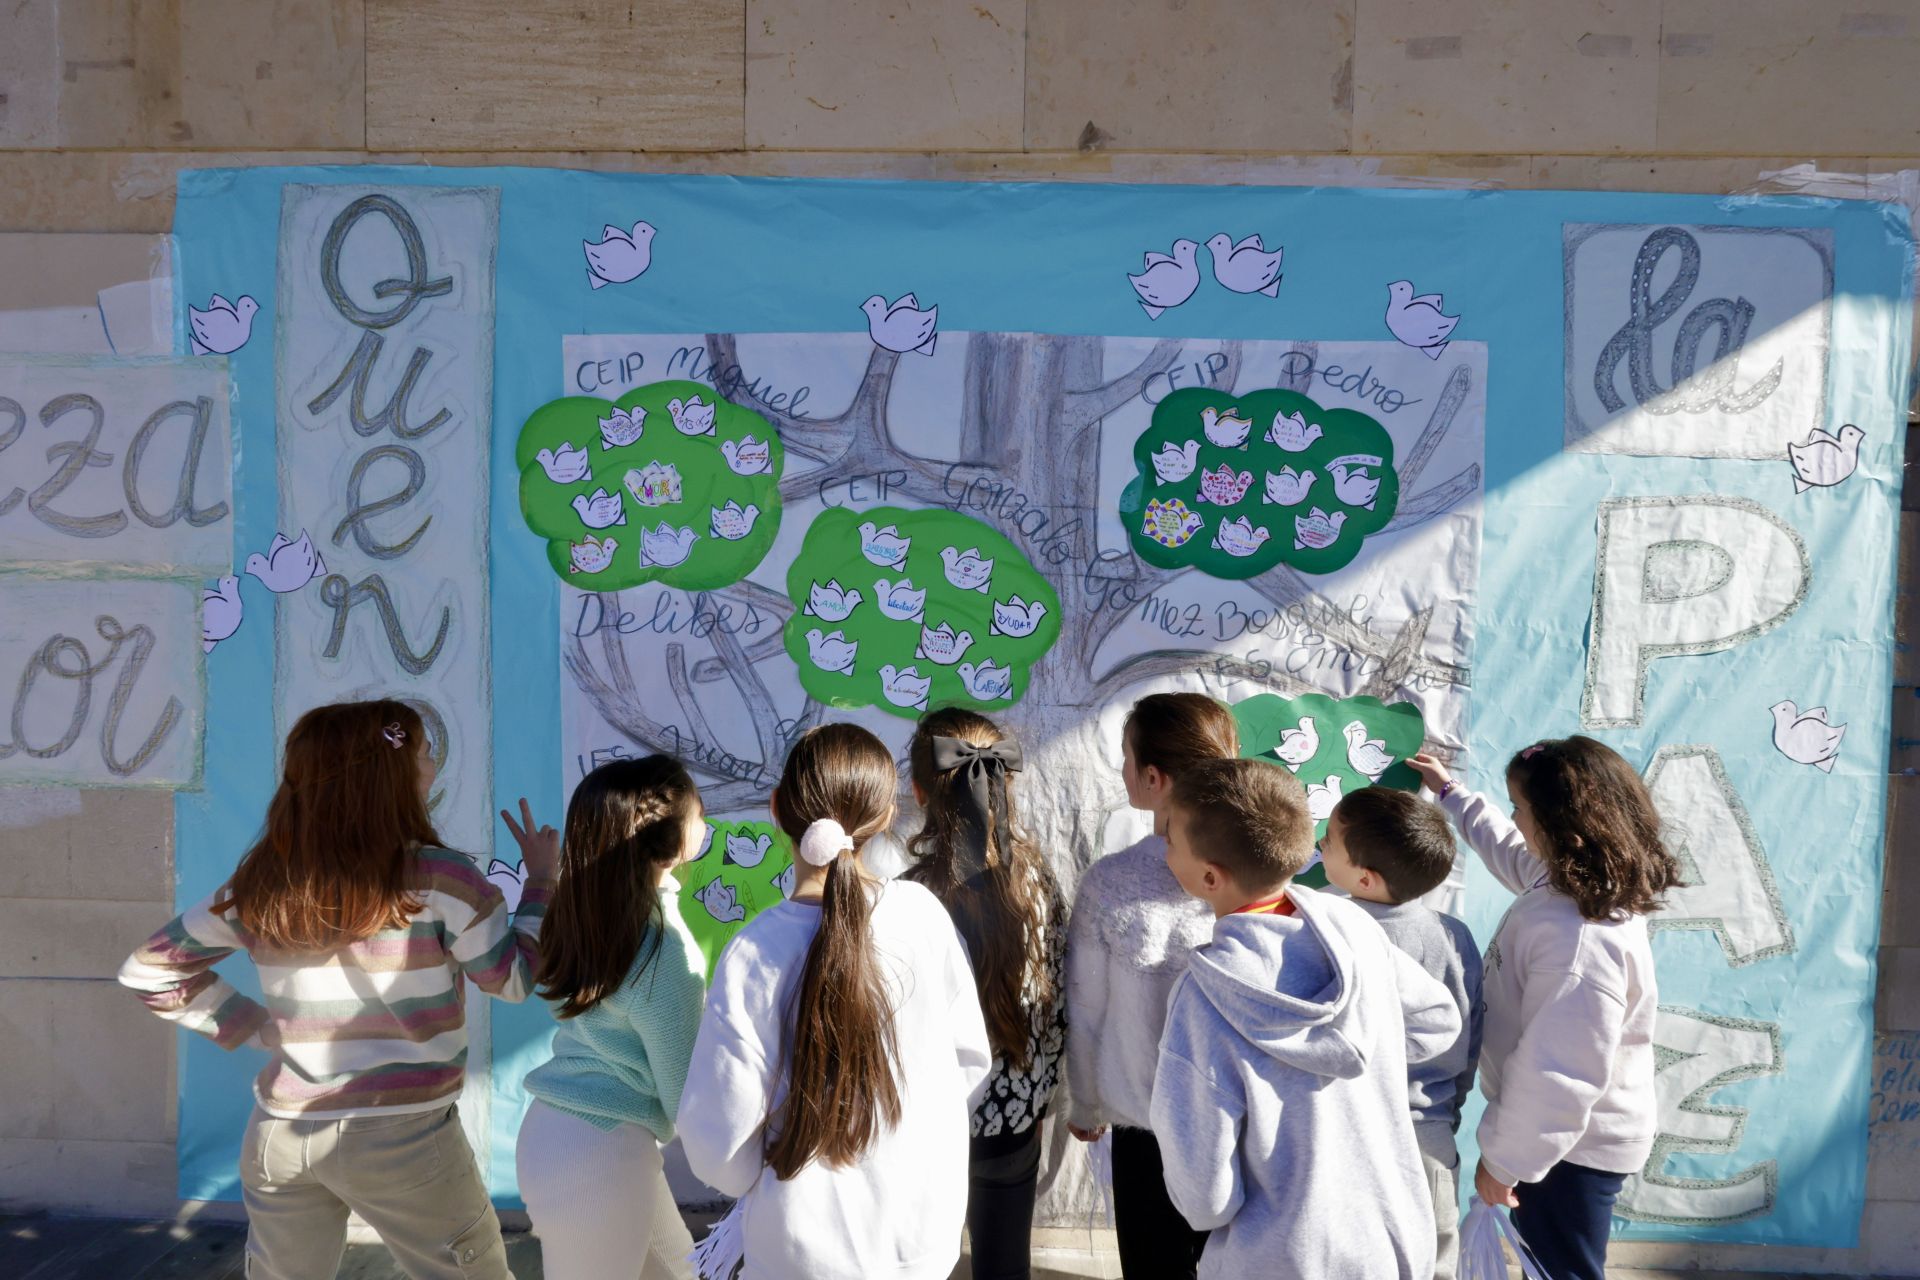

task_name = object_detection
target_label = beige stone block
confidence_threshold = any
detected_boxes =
[0,150,343,234]
[1879,946,1920,1031]
[55,0,364,148]
[1026,0,1353,152]
[52,980,174,1143]
[1900,514,1920,687]
[0,982,57,1139]
[0,898,167,979]
[1352,0,1660,155]
[748,0,1023,150]
[1885,776,1920,948]
[1657,4,1920,156]
[0,0,60,146]
[0,1137,177,1216]
[367,1,743,151]
[1894,687,1920,777]
[1864,1195,1920,1272]
[0,787,171,903]
[1528,155,1869,195]
[0,233,169,310]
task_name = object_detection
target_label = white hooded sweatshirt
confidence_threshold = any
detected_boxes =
[677,880,992,1280]
[1150,884,1461,1280]
[1439,786,1660,1187]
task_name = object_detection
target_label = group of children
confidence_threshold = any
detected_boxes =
[119,692,1680,1280]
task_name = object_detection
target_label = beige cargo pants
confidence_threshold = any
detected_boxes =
[239,1103,510,1280]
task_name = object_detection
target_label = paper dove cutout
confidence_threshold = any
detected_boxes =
[668,395,717,437]
[1274,716,1318,769]
[201,576,243,653]
[879,663,932,712]
[584,221,655,289]
[1342,721,1394,782]
[568,534,619,574]
[1770,700,1846,773]
[863,293,938,356]
[805,579,864,622]
[1293,508,1347,550]
[1202,406,1254,450]
[1151,439,1203,483]
[775,864,797,899]
[245,530,326,593]
[639,523,698,568]
[805,628,858,675]
[572,488,626,529]
[1385,280,1460,360]
[721,435,773,475]
[874,578,927,622]
[189,294,260,356]
[1128,239,1201,320]
[1267,410,1323,452]
[858,522,911,569]
[1787,424,1864,494]
[957,659,1013,701]
[486,859,526,912]
[916,621,974,667]
[940,546,994,593]
[1306,774,1343,822]
[725,832,774,868]
[709,501,761,541]
[536,443,590,484]
[1263,467,1317,507]
[1212,516,1271,558]
[1206,232,1284,297]
[693,879,746,924]
[1327,462,1380,511]
[989,595,1048,638]
[599,406,646,450]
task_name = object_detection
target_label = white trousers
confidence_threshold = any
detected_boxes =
[516,1099,696,1280]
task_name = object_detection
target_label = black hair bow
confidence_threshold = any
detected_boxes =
[929,735,1024,881]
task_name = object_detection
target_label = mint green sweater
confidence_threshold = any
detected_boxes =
[523,880,708,1139]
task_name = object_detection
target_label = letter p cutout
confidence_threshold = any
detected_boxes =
[1583,497,1809,728]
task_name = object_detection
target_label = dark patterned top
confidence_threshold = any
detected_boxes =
[967,867,1068,1141]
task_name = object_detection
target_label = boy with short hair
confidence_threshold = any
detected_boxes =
[1322,787,1486,1280]
[1150,759,1461,1280]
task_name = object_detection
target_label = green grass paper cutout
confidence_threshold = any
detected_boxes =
[515,379,784,590]
[783,505,1062,718]
[1233,693,1427,888]
[1121,386,1399,578]
[674,819,795,976]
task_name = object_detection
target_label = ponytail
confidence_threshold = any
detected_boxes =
[765,724,902,1179]
[905,708,1056,1071]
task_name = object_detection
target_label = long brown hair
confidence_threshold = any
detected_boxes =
[538,756,700,1018]
[905,709,1056,1070]
[222,700,438,951]
[1506,736,1682,922]
[766,723,901,1180]
[1125,691,1240,783]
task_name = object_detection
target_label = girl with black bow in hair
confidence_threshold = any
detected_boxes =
[904,709,1068,1280]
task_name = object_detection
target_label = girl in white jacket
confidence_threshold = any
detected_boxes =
[678,723,993,1280]
[1409,738,1681,1280]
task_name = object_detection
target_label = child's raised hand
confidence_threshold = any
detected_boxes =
[500,799,560,881]
[1406,752,1453,795]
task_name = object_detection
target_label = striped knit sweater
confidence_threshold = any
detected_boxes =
[118,846,554,1119]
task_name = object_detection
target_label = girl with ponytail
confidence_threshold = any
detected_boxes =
[679,723,992,1280]
[903,709,1066,1280]
[513,756,711,1280]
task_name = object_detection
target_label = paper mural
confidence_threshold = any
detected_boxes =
[136,169,1902,1251]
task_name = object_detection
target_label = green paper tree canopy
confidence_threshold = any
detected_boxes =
[1121,386,1400,578]
[783,506,1062,719]
[1232,692,1428,845]
[515,379,784,590]
[674,819,795,976]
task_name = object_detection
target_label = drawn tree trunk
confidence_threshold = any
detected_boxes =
[562,329,1479,1216]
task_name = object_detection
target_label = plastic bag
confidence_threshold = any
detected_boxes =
[689,1196,747,1280]
[1084,1129,1116,1229]
[1458,1195,1550,1280]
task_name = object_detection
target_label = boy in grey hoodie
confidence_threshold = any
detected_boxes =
[1322,787,1485,1280]
[1151,758,1462,1280]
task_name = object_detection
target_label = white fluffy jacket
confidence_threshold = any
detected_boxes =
[1441,787,1661,1186]
[1065,835,1216,1131]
